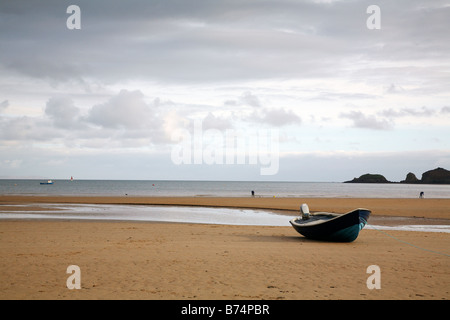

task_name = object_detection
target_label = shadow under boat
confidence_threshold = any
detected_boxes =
[290,204,371,242]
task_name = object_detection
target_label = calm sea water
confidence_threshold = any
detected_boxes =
[1,179,449,198]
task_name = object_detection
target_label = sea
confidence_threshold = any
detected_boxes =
[1,179,449,232]
[1,179,449,198]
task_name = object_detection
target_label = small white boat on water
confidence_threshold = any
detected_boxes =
[40,180,54,185]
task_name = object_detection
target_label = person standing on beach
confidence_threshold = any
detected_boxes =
[419,191,424,198]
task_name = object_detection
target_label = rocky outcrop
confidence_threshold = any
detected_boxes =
[344,173,391,183]
[345,168,450,184]
[420,167,450,184]
[400,172,420,184]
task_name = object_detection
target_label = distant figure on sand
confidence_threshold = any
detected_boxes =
[251,190,255,197]
[419,191,424,198]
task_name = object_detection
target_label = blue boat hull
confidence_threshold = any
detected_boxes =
[290,208,371,242]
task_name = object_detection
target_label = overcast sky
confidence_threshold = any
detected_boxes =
[1,0,449,181]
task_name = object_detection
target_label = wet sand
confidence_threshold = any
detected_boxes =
[0,196,449,300]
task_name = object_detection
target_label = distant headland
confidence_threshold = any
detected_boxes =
[344,167,450,184]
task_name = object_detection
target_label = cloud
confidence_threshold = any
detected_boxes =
[0,100,9,111]
[239,91,261,108]
[86,89,156,129]
[384,83,406,94]
[225,91,261,108]
[340,110,394,130]
[5,0,447,86]
[45,96,81,128]
[310,91,378,101]
[0,90,170,146]
[82,89,175,145]
[253,107,302,127]
[202,112,233,131]
[0,115,54,142]
[379,106,436,118]
[224,91,301,127]
[0,159,22,169]
[441,106,450,114]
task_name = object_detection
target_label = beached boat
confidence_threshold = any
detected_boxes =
[290,204,370,242]
[40,180,54,185]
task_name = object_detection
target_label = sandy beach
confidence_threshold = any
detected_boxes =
[0,196,449,300]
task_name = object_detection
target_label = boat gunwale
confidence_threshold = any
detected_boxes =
[290,208,370,227]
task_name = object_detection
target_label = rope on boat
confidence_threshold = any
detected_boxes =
[367,223,450,258]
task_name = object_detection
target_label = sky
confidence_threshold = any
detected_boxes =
[0,0,449,182]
